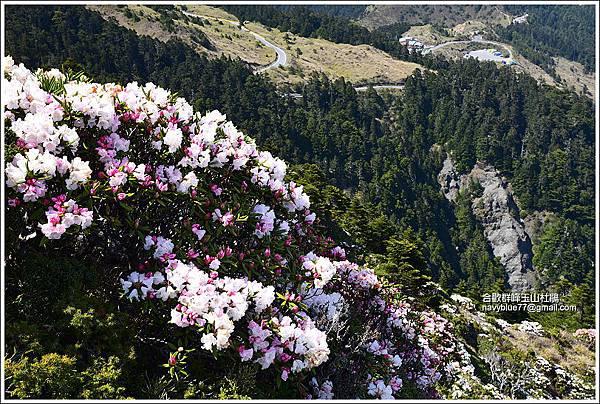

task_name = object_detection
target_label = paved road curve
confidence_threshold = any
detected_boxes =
[354,84,404,91]
[422,37,512,59]
[283,84,405,99]
[182,11,288,73]
[183,11,401,91]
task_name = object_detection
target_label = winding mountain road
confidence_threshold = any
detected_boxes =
[183,11,409,93]
[182,10,287,73]
[422,37,513,59]
[182,10,515,93]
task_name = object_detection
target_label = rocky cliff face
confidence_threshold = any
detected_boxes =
[439,155,536,291]
[438,155,464,201]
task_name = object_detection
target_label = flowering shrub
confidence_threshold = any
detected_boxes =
[4,57,479,399]
[573,328,596,344]
[517,321,545,337]
[450,294,475,311]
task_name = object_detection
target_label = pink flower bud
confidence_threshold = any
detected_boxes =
[8,198,21,207]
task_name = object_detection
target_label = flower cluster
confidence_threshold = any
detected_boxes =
[304,260,475,399]
[39,194,93,239]
[120,270,167,301]
[517,321,545,337]
[573,328,596,344]
[301,252,336,288]
[4,57,316,244]
[367,376,395,400]
[144,235,176,262]
[164,260,275,349]
[244,314,330,377]
[308,378,334,399]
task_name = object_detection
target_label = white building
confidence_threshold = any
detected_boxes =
[399,36,424,51]
[512,14,529,24]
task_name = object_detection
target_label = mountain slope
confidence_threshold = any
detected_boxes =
[90,4,424,86]
[359,5,512,30]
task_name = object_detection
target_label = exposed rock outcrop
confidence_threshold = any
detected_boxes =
[438,155,536,291]
[438,154,464,201]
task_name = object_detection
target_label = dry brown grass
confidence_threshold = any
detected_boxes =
[182,4,239,22]
[553,57,595,99]
[88,5,422,86]
[183,14,275,66]
[246,23,423,86]
[88,5,189,45]
[505,327,595,378]
[510,52,557,87]
[463,308,594,383]
[88,5,275,67]
[450,20,488,37]
[359,5,512,30]
[401,24,453,45]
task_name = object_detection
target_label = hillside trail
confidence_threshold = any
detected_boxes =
[422,37,513,59]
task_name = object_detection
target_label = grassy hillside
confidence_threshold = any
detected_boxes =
[401,24,454,45]
[359,4,595,97]
[90,4,423,87]
[245,22,422,86]
[89,4,275,67]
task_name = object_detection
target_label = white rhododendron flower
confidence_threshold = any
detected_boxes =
[253,204,276,238]
[66,157,92,190]
[5,154,28,187]
[302,252,336,288]
[163,126,183,153]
